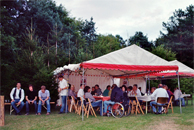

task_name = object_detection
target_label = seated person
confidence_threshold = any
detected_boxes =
[84,86,103,116]
[150,86,169,114]
[174,87,185,106]
[121,85,129,109]
[127,86,133,96]
[37,85,50,115]
[151,87,156,94]
[68,85,77,101]
[77,84,86,105]
[91,86,96,96]
[129,84,141,96]
[10,82,25,115]
[139,87,144,96]
[103,85,110,96]
[95,84,102,96]
[103,84,123,116]
[25,84,37,115]
[108,85,114,96]
[163,85,172,102]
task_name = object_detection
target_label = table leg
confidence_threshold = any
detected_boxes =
[101,101,103,116]
[146,102,147,114]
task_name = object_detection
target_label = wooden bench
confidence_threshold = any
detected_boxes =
[5,102,55,115]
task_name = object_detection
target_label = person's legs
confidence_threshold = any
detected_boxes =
[33,100,37,114]
[92,100,102,116]
[158,106,162,113]
[150,101,157,113]
[18,101,24,113]
[37,100,42,114]
[60,96,65,113]
[64,96,68,113]
[46,99,50,113]
[26,101,30,114]
[179,98,185,106]
[103,101,115,113]
[11,99,20,113]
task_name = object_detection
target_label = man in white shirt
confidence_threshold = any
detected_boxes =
[129,84,141,96]
[10,82,25,115]
[150,86,169,114]
[77,84,85,101]
[58,75,69,114]
[174,88,185,106]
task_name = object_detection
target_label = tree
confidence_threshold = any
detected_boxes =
[151,45,176,61]
[80,17,98,59]
[128,31,154,51]
[159,5,194,68]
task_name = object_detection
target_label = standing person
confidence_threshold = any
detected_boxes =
[25,84,38,115]
[103,85,111,96]
[37,85,50,115]
[58,75,69,114]
[95,84,102,96]
[150,86,169,114]
[10,82,25,115]
[174,87,185,106]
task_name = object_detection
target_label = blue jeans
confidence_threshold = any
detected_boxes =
[26,100,37,114]
[11,99,24,114]
[150,101,165,113]
[176,98,185,106]
[37,98,50,113]
[60,96,69,113]
[91,100,103,116]
[103,100,115,113]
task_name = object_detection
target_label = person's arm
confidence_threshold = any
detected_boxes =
[10,88,15,102]
[26,95,30,103]
[32,96,37,103]
[19,89,25,102]
[44,90,50,101]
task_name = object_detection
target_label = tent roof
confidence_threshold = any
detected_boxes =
[53,45,178,77]
[81,45,178,77]
[149,60,194,80]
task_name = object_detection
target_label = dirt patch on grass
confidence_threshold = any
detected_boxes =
[148,118,180,130]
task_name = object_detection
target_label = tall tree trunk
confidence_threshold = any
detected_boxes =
[55,23,57,65]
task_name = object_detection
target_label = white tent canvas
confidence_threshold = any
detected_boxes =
[54,44,178,92]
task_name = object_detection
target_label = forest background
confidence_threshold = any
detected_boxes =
[1,0,193,101]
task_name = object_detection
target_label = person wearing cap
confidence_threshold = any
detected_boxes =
[58,75,69,114]
[10,82,25,115]
[25,84,38,115]
[37,85,50,115]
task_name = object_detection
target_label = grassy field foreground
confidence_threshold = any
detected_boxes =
[1,104,194,130]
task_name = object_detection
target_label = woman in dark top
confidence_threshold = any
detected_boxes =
[91,86,96,95]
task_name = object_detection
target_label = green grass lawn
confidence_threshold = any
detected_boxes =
[1,102,194,130]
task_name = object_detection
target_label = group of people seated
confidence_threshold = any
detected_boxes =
[10,83,51,115]
[149,84,186,114]
[10,76,186,116]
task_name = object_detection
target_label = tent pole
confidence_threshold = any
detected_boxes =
[66,70,70,114]
[177,71,182,114]
[145,76,148,94]
[82,67,84,121]
[148,75,150,94]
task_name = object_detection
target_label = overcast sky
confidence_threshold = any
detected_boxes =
[55,0,193,41]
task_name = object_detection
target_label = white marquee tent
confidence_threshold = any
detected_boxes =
[54,45,178,93]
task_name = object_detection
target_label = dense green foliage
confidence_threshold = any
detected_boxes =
[0,0,193,99]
